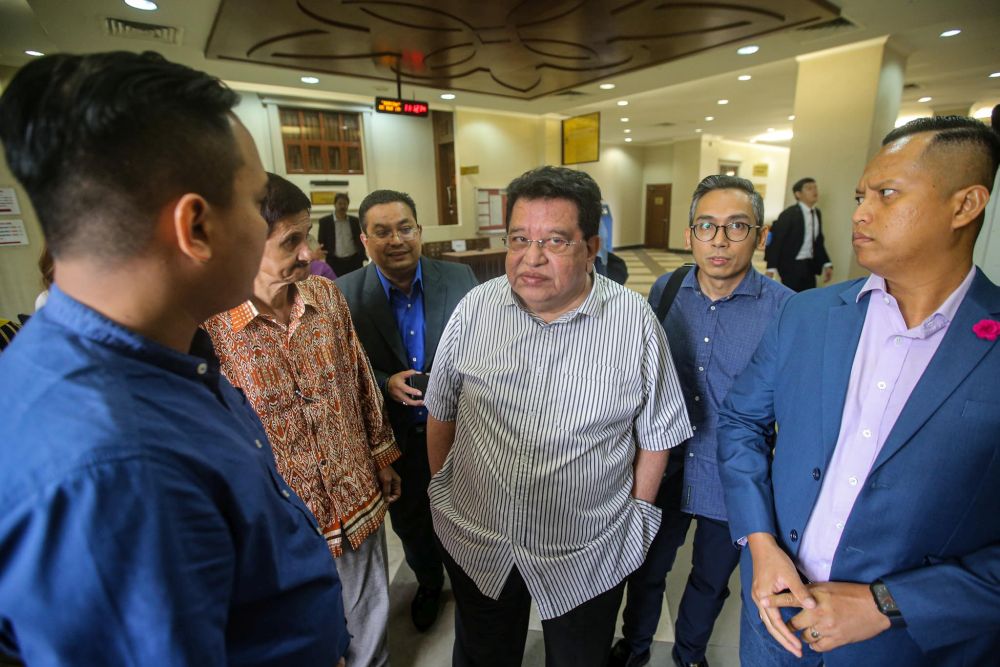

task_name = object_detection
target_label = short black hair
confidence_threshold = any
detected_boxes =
[883,115,1000,191]
[358,190,418,231]
[792,177,815,194]
[0,51,242,261]
[261,173,311,235]
[689,175,764,228]
[334,192,350,205]
[505,166,602,238]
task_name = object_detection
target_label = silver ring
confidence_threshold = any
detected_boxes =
[809,628,821,640]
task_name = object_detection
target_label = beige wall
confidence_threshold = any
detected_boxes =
[667,138,704,250]
[700,137,790,223]
[577,145,645,248]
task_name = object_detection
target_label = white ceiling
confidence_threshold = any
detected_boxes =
[1,0,998,148]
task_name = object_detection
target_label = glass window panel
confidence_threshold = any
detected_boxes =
[347,147,362,172]
[286,145,303,171]
[308,146,323,171]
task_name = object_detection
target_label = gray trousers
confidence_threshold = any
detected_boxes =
[337,525,390,667]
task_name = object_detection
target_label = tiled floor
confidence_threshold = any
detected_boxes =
[385,247,762,665]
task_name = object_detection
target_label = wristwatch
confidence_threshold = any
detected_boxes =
[870,580,907,628]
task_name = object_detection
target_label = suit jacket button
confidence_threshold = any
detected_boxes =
[812,468,821,480]
[789,529,799,542]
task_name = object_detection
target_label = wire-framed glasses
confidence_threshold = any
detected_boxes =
[690,221,760,243]
[502,235,583,255]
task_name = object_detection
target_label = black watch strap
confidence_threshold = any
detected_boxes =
[870,580,907,628]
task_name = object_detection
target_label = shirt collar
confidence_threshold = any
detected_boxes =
[375,260,423,300]
[683,265,764,301]
[857,267,976,326]
[798,201,814,217]
[228,282,311,333]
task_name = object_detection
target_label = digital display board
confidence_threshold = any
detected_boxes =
[375,96,430,117]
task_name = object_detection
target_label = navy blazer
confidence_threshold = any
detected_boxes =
[718,269,1000,666]
[335,257,477,451]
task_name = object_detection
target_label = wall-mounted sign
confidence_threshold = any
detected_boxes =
[310,191,338,206]
[0,219,29,246]
[460,165,479,175]
[476,188,507,234]
[0,187,21,215]
[753,163,769,177]
[562,112,600,165]
[375,96,430,117]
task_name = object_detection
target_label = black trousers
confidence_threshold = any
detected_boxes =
[441,546,625,667]
[386,426,445,589]
[780,259,818,292]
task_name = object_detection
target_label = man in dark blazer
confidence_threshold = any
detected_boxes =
[765,177,833,291]
[318,193,364,277]
[719,116,1000,666]
[336,190,477,632]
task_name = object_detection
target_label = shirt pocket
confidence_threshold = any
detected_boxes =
[554,365,635,432]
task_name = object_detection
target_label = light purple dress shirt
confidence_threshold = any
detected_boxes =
[797,267,976,582]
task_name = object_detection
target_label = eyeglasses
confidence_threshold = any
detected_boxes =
[368,225,420,242]
[690,221,760,243]
[502,235,583,255]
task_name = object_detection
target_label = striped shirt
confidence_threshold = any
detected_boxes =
[425,273,692,619]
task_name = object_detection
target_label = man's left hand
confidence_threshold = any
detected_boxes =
[823,266,833,283]
[763,581,891,652]
[377,467,402,503]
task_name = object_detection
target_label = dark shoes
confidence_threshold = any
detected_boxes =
[608,639,650,667]
[410,585,442,632]
[672,646,710,667]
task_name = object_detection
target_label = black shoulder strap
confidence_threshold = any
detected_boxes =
[655,263,694,322]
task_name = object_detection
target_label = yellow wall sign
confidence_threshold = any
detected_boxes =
[311,191,337,206]
[562,112,600,165]
[753,163,769,177]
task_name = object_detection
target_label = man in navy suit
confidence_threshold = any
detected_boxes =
[765,178,833,291]
[336,190,477,632]
[719,115,1000,666]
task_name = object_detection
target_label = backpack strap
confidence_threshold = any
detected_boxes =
[655,263,695,322]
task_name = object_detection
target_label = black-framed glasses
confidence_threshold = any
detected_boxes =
[502,235,582,255]
[690,221,760,243]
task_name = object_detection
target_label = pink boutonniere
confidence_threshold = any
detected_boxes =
[973,319,1000,341]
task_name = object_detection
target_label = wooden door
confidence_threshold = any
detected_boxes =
[644,184,671,248]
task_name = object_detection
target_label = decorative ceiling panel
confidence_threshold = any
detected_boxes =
[206,0,840,99]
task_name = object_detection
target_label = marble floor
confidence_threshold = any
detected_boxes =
[384,246,761,666]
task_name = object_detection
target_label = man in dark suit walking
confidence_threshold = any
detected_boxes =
[318,193,365,276]
[336,190,477,632]
[765,178,833,291]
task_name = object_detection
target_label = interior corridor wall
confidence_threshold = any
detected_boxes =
[699,138,790,224]
[577,145,645,248]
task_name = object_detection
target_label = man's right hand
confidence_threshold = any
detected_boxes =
[747,532,816,658]
[387,369,424,407]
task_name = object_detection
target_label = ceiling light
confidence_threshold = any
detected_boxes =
[738,75,752,81]
[753,129,794,142]
[624,128,632,134]
[972,107,992,119]
[788,115,796,121]
[717,99,729,105]
[918,96,932,103]
[625,137,633,143]
[599,83,616,90]
[939,29,961,37]
[617,100,629,106]
[300,76,320,84]
[767,127,775,132]
[24,50,44,57]
[124,0,158,9]
[695,129,703,133]
[737,45,759,56]
[440,93,456,100]
[620,117,629,122]
[705,116,714,121]
[990,72,1000,78]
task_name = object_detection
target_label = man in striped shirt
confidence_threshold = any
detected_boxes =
[425,166,693,666]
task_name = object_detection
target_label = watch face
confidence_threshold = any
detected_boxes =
[873,583,898,614]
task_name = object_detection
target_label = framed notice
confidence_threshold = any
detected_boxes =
[562,112,600,165]
[752,163,769,177]
[0,219,29,246]
[476,188,507,234]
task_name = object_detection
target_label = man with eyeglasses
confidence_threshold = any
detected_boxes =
[423,166,692,666]
[336,189,477,632]
[610,175,793,667]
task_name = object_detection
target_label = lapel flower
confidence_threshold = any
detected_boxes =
[973,319,1000,341]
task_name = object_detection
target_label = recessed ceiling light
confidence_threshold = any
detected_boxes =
[620,117,629,122]
[788,115,796,121]
[440,93,456,100]
[617,100,629,106]
[918,96,932,103]
[737,45,759,56]
[124,0,158,9]
[624,128,632,134]
[599,83,616,90]
[625,137,633,143]
[705,116,714,121]
[990,72,1000,78]
[24,50,44,57]
[767,127,775,132]
[717,99,729,105]
[300,76,320,84]
[695,129,703,133]
[939,29,961,37]
[738,75,752,81]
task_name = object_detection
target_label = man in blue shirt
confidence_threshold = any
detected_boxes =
[610,175,793,667]
[0,51,349,666]
[336,190,478,631]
